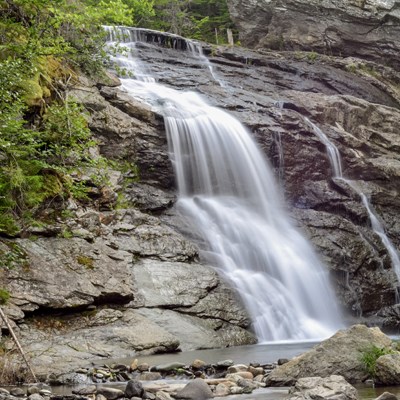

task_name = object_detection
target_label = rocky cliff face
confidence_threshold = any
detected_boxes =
[1,15,400,378]
[226,0,400,70]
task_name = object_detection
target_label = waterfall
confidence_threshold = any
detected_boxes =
[303,117,400,297]
[106,27,342,341]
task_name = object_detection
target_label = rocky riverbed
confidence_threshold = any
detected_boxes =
[2,326,400,400]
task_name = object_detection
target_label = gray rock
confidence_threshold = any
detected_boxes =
[27,387,40,396]
[153,362,186,372]
[125,380,144,398]
[265,325,392,385]
[137,363,150,372]
[72,386,97,395]
[96,387,125,400]
[155,392,173,400]
[216,360,234,368]
[375,392,399,400]
[277,359,289,366]
[227,0,400,70]
[214,383,230,397]
[174,378,213,400]
[375,353,400,385]
[139,372,163,381]
[28,394,44,400]
[9,389,25,397]
[287,375,358,400]
[137,308,256,351]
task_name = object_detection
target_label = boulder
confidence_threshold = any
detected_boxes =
[125,380,144,398]
[265,325,392,385]
[375,393,399,400]
[287,375,358,400]
[375,353,400,385]
[174,379,213,400]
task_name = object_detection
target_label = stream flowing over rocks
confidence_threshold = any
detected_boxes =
[1,0,400,380]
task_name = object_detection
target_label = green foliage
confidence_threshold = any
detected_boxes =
[307,51,318,63]
[145,0,236,44]
[360,345,393,378]
[0,289,10,305]
[0,0,132,235]
[0,242,29,270]
[77,255,95,269]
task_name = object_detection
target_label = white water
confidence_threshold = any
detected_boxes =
[106,27,342,341]
[104,26,225,87]
[304,117,400,291]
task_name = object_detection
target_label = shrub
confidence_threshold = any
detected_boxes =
[360,345,393,378]
[0,288,10,305]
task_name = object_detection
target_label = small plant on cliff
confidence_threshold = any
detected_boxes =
[360,345,393,378]
[0,288,10,305]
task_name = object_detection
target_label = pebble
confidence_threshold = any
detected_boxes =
[227,371,254,381]
[96,369,111,377]
[155,391,173,400]
[214,383,230,397]
[72,386,96,395]
[230,386,243,395]
[75,369,89,374]
[227,364,248,373]
[96,387,124,400]
[138,363,149,372]
[111,364,127,372]
[0,389,10,395]
[153,362,186,372]
[131,359,139,371]
[28,394,44,400]
[277,358,289,365]
[191,359,206,369]
[248,366,263,377]
[10,388,25,397]
[140,372,163,381]
[27,387,40,395]
[216,360,234,368]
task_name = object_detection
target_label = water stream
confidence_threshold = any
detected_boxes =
[105,27,342,342]
[304,117,400,296]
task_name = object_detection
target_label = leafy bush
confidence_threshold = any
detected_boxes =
[0,288,10,305]
[360,345,393,378]
[0,0,142,234]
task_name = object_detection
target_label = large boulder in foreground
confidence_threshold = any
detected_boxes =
[287,375,358,400]
[265,325,392,385]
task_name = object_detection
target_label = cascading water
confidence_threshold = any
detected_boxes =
[105,27,342,341]
[304,117,400,296]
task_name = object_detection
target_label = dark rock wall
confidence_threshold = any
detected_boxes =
[226,0,400,70]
